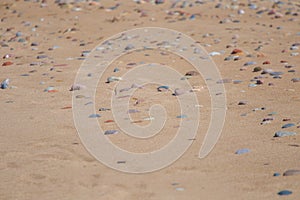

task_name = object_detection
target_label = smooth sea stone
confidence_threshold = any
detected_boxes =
[278,190,292,196]
[104,130,118,135]
[291,78,300,82]
[282,123,295,129]
[235,148,250,155]
[89,114,101,118]
[273,172,281,177]
[174,88,186,96]
[244,61,257,66]
[269,71,284,76]
[274,131,297,137]
[283,169,300,176]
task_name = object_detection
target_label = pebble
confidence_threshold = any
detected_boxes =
[238,101,247,105]
[157,85,169,92]
[253,67,262,72]
[244,61,257,66]
[174,88,186,96]
[99,108,111,111]
[291,78,300,82]
[281,123,295,129]
[107,76,122,83]
[209,51,221,56]
[235,148,250,155]
[277,190,292,196]
[128,109,140,114]
[1,79,9,89]
[185,71,199,76]
[37,55,47,59]
[88,114,101,118]
[44,86,55,92]
[69,84,86,91]
[283,169,300,176]
[2,61,13,66]
[113,68,120,72]
[273,172,281,177]
[231,49,243,55]
[104,130,118,135]
[176,114,187,119]
[274,131,297,137]
[175,187,185,191]
[125,44,134,51]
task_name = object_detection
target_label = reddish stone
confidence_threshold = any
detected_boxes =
[231,49,243,55]
[2,61,13,66]
[263,61,270,65]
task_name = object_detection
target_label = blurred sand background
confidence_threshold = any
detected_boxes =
[0,0,300,199]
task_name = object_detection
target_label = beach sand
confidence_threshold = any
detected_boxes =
[0,0,300,199]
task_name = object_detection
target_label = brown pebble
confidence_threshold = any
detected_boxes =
[231,49,243,55]
[263,61,270,65]
[283,169,300,176]
[253,67,262,72]
[185,71,199,76]
[2,61,13,66]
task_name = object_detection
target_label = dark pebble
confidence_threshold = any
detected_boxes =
[278,190,292,196]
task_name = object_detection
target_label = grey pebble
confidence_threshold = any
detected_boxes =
[274,131,297,137]
[104,130,118,135]
[283,169,300,176]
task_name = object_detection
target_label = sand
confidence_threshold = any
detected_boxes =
[0,0,300,199]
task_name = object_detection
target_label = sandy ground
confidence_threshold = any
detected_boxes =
[0,0,300,199]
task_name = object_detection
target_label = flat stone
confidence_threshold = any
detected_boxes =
[282,123,295,129]
[278,190,292,196]
[283,169,300,176]
[235,148,250,155]
[274,131,297,137]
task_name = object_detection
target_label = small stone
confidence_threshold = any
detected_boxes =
[69,84,86,91]
[235,148,250,155]
[253,67,262,72]
[209,51,221,56]
[273,172,281,177]
[1,79,9,89]
[104,130,118,135]
[185,71,199,76]
[16,31,22,37]
[113,68,120,72]
[270,71,284,76]
[291,78,300,82]
[44,86,55,92]
[125,44,134,51]
[89,114,101,118]
[174,88,186,96]
[157,85,169,92]
[283,169,300,176]
[99,108,111,111]
[282,123,295,129]
[231,49,243,55]
[37,55,47,59]
[277,190,292,196]
[175,187,185,191]
[256,80,263,85]
[274,131,297,137]
[128,109,139,114]
[176,114,187,119]
[2,61,13,66]
[217,79,232,84]
[31,42,38,46]
[261,69,274,74]
[244,61,257,66]
[107,76,122,83]
[81,51,90,57]
[238,101,247,105]
[263,61,270,65]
